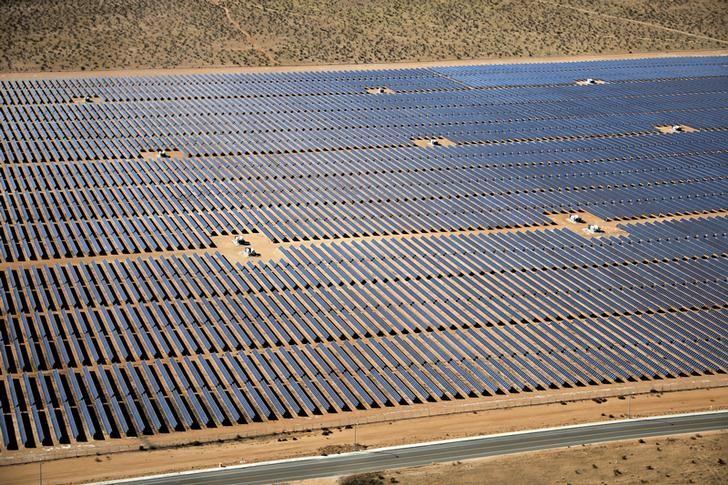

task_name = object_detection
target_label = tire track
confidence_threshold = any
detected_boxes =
[539,0,728,46]
[206,0,274,64]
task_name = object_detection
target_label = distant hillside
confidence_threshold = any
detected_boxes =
[1,0,726,72]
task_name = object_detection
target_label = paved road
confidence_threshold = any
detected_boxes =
[112,411,728,485]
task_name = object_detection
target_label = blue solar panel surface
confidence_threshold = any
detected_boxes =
[0,56,726,452]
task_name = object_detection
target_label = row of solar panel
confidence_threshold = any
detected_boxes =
[4,152,724,225]
[236,179,726,243]
[2,220,726,363]
[2,253,725,373]
[3,214,725,312]
[2,103,708,151]
[1,69,722,109]
[0,76,464,106]
[4,89,724,144]
[1,56,724,106]
[3,88,726,148]
[282,217,728,275]
[625,216,728,243]
[433,61,728,88]
[1,66,441,91]
[270,254,727,315]
[0,207,253,263]
[3,108,727,164]
[4,130,725,194]
[1,306,725,449]
[1,180,725,263]
[1,273,725,381]
[3,78,726,133]
[432,56,726,75]
[1,57,726,453]
[9,56,723,96]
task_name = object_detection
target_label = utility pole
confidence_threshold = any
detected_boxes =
[353,422,357,450]
[628,395,631,419]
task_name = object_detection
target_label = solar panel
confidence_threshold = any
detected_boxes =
[0,55,726,452]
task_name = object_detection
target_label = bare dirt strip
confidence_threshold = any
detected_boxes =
[0,49,725,81]
[297,431,728,485]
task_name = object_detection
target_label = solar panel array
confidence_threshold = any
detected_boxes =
[1,56,727,452]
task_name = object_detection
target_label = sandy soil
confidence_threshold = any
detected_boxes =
[656,124,699,134]
[139,150,186,161]
[412,137,457,148]
[3,1,726,74]
[550,211,629,239]
[575,79,607,86]
[0,49,725,81]
[211,233,282,262]
[3,381,726,484]
[306,430,728,485]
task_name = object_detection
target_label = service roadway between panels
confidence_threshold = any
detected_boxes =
[0,55,727,454]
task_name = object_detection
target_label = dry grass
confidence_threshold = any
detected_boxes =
[0,0,726,73]
[0,0,256,72]
[331,431,728,485]
[561,0,728,41]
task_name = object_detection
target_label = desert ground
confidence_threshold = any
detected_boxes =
[3,381,726,484]
[0,1,726,73]
[314,431,728,485]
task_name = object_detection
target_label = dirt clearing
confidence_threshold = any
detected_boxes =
[310,431,728,485]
